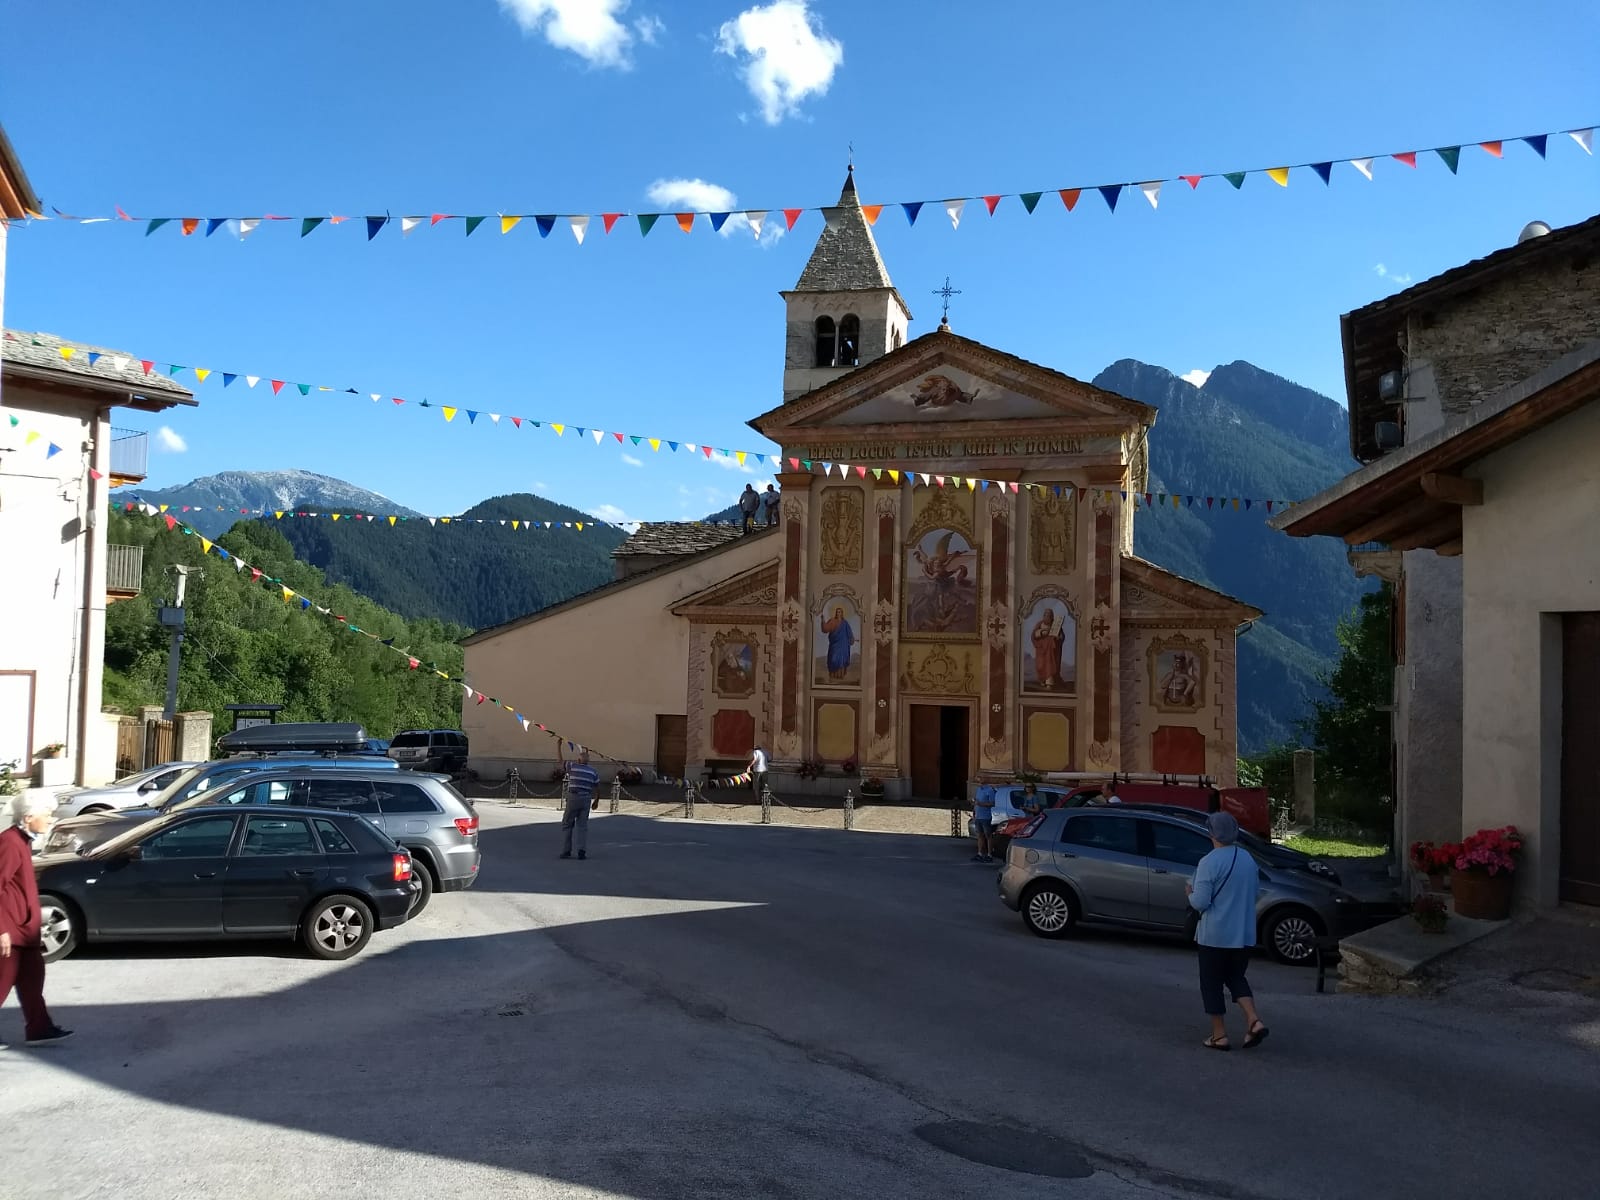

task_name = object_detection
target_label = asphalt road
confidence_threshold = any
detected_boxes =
[3,804,1598,1199]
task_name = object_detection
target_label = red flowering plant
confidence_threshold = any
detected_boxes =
[1453,826,1523,876]
[1408,840,1459,877]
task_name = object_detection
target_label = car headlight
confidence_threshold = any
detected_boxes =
[1308,861,1342,882]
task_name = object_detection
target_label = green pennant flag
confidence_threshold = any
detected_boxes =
[301,217,325,237]
[1224,172,1246,189]
[1435,146,1461,174]
[145,218,171,236]
[801,460,812,470]
[464,215,487,236]
[1019,192,1042,214]
[169,365,185,377]
[296,383,310,396]
[637,213,660,236]
[630,435,642,445]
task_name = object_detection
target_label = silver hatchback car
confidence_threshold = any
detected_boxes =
[997,807,1365,964]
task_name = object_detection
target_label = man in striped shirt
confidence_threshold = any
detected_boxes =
[559,747,601,861]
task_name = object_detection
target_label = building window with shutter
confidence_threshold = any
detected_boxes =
[814,316,836,367]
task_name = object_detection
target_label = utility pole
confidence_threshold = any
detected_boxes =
[159,565,195,720]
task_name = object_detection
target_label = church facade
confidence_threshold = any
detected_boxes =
[462,172,1260,796]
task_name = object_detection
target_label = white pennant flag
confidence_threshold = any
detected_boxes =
[821,206,844,231]
[401,216,423,236]
[462,684,474,697]
[921,472,932,485]
[1350,157,1374,180]
[234,557,246,572]
[1573,128,1594,155]
[520,717,530,731]
[1139,181,1162,209]
[237,218,261,240]
[686,443,698,453]
[106,356,128,372]
[835,462,848,477]
[569,215,590,244]
[370,393,382,402]
[489,413,501,424]
[246,375,260,388]
[945,199,965,229]
[745,211,767,240]
[427,517,437,526]
[591,429,604,444]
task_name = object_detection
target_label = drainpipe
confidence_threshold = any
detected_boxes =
[74,407,109,786]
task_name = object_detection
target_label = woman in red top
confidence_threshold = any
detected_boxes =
[1,791,71,1048]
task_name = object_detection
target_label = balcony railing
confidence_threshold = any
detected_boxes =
[107,543,143,598]
[109,428,148,484]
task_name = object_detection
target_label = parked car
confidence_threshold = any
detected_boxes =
[34,805,418,963]
[388,729,469,775]
[53,762,202,819]
[996,806,1368,964]
[44,766,480,916]
[980,780,1272,847]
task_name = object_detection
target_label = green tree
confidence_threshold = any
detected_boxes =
[1305,585,1394,822]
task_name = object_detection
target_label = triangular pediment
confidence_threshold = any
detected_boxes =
[670,559,780,618]
[750,329,1155,442]
[1120,555,1264,623]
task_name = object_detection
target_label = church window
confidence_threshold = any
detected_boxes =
[891,327,903,351]
[814,316,837,367]
[838,314,861,366]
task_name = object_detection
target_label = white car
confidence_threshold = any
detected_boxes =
[54,762,203,819]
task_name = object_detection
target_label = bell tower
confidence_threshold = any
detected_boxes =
[780,167,913,404]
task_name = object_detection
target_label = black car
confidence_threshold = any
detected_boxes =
[34,805,418,964]
[388,729,468,775]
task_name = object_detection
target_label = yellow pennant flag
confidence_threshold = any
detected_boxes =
[58,346,74,360]
[1266,167,1290,187]
[331,513,341,521]
[24,431,39,445]
[281,586,294,602]
[511,520,520,530]
[576,522,584,531]
[649,438,661,451]
[889,469,900,482]
[442,406,457,422]
[194,368,211,383]
[159,504,170,513]
[500,215,521,234]
[735,451,747,465]
[551,423,565,436]
[274,511,284,520]
[387,515,397,525]
[200,537,213,554]
[1232,497,1241,511]
[966,478,977,490]
[1172,495,1181,509]
[441,517,451,524]
[434,670,449,680]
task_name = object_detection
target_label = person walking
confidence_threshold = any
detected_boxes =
[557,746,601,861]
[1185,811,1268,1051]
[737,484,761,534]
[761,483,781,528]
[748,745,769,801]
[971,782,996,863]
[2,792,72,1049]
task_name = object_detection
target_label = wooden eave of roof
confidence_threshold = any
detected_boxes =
[2,360,198,412]
[0,122,42,218]
[1120,555,1264,623]
[1275,343,1600,553]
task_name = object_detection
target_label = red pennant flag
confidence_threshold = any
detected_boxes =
[251,568,262,581]
[115,205,133,221]
[1059,188,1082,211]
[475,693,486,705]
[783,208,803,230]
[430,213,449,225]
[613,431,625,443]
[511,416,522,428]
[140,360,154,374]
[855,465,867,478]
[392,397,405,405]
[163,514,177,530]
[1181,175,1203,189]
[407,657,420,670]
[180,218,200,236]
[270,380,285,394]
[89,468,103,480]
[982,195,1001,215]
[1393,151,1417,168]
[601,213,622,234]
[789,457,800,469]
[1479,141,1503,158]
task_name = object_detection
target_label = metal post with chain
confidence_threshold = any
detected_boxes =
[951,799,962,838]
[507,767,521,803]
[610,776,621,814]
[760,784,772,824]
[684,781,696,820]
[843,788,855,831]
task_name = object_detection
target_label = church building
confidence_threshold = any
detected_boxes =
[462,171,1261,797]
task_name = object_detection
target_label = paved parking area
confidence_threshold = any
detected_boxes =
[4,804,1598,1199]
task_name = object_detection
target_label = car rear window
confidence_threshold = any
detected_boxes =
[391,732,428,748]
[375,782,439,814]
[303,779,379,814]
[240,816,318,857]
[312,818,357,854]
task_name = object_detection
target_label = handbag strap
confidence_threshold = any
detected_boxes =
[1211,847,1240,897]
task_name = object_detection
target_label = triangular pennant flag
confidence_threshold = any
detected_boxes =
[465,215,487,236]
[194,368,211,383]
[982,194,1001,215]
[1223,172,1246,189]
[169,364,185,378]
[944,199,965,229]
[535,214,556,238]
[902,201,923,225]
[442,407,458,422]
[702,444,714,458]
[1350,157,1374,180]
[888,469,900,482]
[1311,161,1333,185]
[58,346,75,361]
[222,372,237,387]
[246,375,259,388]
[601,212,622,234]
[637,213,660,236]
[1139,181,1162,209]
[1058,188,1081,211]
[500,215,522,235]
[86,351,101,366]
[1098,184,1122,212]
[1522,134,1547,158]
[145,218,171,236]
[649,438,661,451]
[592,429,604,444]
[430,213,449,226]
[855,465,868,479]
[568,215,589,244]
[1019,192,1041,213]
[745,211,767,239]
[1570,129,1593,155]
[205,218,227,237]
[1266,167,1290,187]
[270,380,285,394]
[626,434,639,444]
[301,217,326,237]
[861,204,883,225]
[401,216,423,236]
[1393,151,1417,168]
[511,416,522,428]
[1435,146,1461,174]
[466,410,479,424]
[46,443,61,458]
[296,383,310,396]
[667,440,678,451]
[1181,175,1203,189]
[674,212,695,234]
[708,211,731,232]
[180,218,200,236]
[552,423,565,436]
[821,206,844,231]
[388,515,397,526]
[783,208,804,231]
[490,413,501,424]
[1479,141,1503,158]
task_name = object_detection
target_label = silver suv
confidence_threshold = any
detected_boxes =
[997,807,1365,964]
[44,767,480,916]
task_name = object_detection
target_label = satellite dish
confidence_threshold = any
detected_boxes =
[1517,220,1552,244]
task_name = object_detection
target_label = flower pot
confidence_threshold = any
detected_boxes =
[1426,872,1449,893]
[1452,866,1514,920]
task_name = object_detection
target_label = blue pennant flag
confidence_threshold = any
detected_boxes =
[535,215,556,238]
[222,373,237,387]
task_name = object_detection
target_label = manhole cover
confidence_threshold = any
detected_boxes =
[913,1121,1092,1179]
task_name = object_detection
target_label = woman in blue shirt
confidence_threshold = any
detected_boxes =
[1185,812,1270,1050]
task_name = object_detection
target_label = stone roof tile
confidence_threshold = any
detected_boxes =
[794,169,898,295]
[3,328,196,405]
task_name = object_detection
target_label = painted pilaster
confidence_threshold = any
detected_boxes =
[981,488,1014,773]
[774,472,813,765]
[865,483,901,769]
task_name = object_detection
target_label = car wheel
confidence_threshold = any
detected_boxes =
[1021,881,1077,939]
[78,803,113,816]
[302,894,374,961]
[1263,907,1324,966]
[39,895,82,963]
[406,857,436,918]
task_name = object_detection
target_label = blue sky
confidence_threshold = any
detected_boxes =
[3,0,1596,525]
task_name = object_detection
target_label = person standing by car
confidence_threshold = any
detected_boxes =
[1,793,72,1048]
[971,782,996,863]
[558,746,601,861]
[1185,812,1268,1051]
[1020,783,1044,816]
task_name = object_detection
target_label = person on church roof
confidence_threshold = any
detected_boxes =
[738,484,761,534]
[762,483,780,528]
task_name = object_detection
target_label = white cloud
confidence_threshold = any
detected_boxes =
[707,450,756,473]
[534,480,550,492]
[497,0,654,69]
[715,1,843,125]
[647,177,737,213]
[621,453,644,467]
[1374,263,1413,285]
[592,503,635,525]
[155,425,187,453]
[1179,369,1211,388]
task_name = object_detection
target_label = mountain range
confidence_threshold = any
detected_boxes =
[143,358,1365,751]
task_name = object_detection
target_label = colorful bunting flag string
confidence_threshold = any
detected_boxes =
[118,492,642,532]
[10,124,1592,236]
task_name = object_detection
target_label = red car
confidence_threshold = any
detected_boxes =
[991,781,1270,845]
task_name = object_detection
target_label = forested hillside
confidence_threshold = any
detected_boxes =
[104,512,466,739]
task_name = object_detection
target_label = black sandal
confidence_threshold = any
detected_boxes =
[1243,1022,1269,1049]
[1203,1035,1231,1051]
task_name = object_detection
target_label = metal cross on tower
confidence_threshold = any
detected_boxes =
[934,276,961,327]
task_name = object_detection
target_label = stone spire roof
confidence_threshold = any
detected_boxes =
[793,168,899,295]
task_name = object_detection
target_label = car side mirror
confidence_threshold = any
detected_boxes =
[122,844,143,862]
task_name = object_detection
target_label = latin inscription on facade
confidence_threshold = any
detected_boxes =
[797,436,1111,462]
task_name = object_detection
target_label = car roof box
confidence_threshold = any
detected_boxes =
[216,722,369,755]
